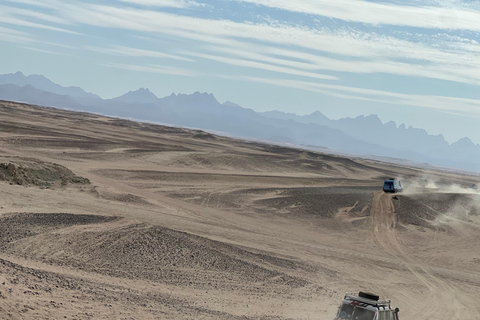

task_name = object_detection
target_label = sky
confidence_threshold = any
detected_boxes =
[1,0,480,144]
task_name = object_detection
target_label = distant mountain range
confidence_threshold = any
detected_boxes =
[0,71,100,100]
[1,71,480,172]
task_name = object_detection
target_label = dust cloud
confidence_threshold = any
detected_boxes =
[401,176,480,224]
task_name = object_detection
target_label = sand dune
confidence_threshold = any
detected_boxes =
[1,100,480,319]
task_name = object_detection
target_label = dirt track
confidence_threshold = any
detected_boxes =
[1,100,480,319]
[370,192,479,319]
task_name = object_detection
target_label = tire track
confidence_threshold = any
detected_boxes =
[0,188,16,215]
[371,192,475,319]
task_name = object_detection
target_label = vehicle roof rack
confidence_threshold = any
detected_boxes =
[344,292,391,307]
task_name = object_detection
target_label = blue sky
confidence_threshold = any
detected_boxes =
[1,0,480,143]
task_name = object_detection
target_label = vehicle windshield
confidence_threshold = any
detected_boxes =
[337,303,355,319]
[353,307,376,320]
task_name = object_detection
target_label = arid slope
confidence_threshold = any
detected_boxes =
[1,100,480,319]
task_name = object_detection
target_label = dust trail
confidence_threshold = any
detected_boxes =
[402,175,480,196]
[400,176,480,227]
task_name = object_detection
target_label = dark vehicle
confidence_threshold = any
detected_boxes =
[383,179,403,193]
[334,292,400,320]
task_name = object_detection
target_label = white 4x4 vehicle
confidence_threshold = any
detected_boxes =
[334,292,399,320]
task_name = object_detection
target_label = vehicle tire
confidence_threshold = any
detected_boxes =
[359,292,379,301]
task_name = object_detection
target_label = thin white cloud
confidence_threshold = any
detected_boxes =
[44,41,73,49]
[0,26,32,43]
[0,27,73,51]
[103,63,200,77]
[87,45,193,62]
[15,1,476,85]
[3,2,473,62]
[0,5,69,24]
[226,75,480,118]
[0,27,27,36]
[0,15,79,34]
[187,52,338,81]
[23,46,71,56]
[238,0,480,32]
[3,0,54,9]
[203,44,480,85]
[118,0,203,8]
[130,34,156,42]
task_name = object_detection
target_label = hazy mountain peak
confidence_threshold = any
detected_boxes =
[134,87,155,96]
[223,100,240,107]
[364,114,382,124]
[113,87,158,104]
[192,91,215,98]
[308,110,329,120]
[0,71,100,100]
[4,71,26,82]
[190,91,219,104]
[28,73,50,81]
[385,120,397,129]
[452,137,475,147]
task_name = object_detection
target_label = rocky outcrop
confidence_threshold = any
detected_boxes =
[0,157,90,187]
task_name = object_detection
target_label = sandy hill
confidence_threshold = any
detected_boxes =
[0,100,479,319]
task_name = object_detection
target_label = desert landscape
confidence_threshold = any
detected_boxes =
[1,100,480,319]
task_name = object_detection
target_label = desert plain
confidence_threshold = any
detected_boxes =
[0,100,480,319]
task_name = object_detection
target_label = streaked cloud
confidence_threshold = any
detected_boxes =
[238,0,480,31]
[228,75,480,118]
[3,0,55,9]
[23,46,72,56]
[187,52,338,81]
[5,0,477,86]
[0,5,69,24]
[0,26,73,53]
[0,26,32,43]
[202,43,480,85]
[0,7,79,34]
[118,0,203,8]
[87,45,193,62]
[103,63,201,77]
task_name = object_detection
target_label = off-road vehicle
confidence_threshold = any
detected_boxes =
[334,292,399,320]
[383,179,403,193]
